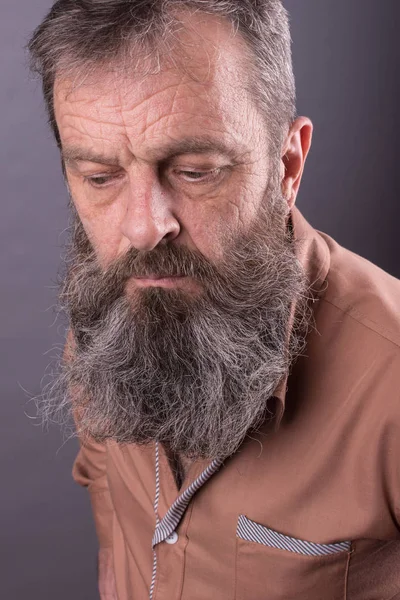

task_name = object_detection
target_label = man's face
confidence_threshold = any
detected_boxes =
[54,14,275,277]
[48,14,310,461]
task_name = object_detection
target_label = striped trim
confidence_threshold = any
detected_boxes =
[237,515,351,557]
[149,443,161,600]
[152,452,224,548]
[149,443,224,599]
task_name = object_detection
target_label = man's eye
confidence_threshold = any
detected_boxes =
[177,168,222,183]
[85,175,118,188]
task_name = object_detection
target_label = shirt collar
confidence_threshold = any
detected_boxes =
[272,206,331,427]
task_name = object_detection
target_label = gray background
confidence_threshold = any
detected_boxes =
[1,1,399,598]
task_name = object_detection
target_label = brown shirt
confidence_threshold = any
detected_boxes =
[72,206,400,600]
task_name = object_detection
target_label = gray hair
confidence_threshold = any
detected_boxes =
[28,0,296,154]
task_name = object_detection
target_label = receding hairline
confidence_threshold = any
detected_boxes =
[51,8,255,103]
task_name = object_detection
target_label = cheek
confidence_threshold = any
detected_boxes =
[199,188,261,250]
[183,200,246,261]
[72,195,128,265]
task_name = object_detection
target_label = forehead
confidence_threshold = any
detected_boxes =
[53,12,265,159]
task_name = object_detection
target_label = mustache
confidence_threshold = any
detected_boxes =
[62,241,225,329]
[85,243,221,287]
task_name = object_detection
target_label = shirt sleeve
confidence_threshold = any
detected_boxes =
[72,434,114,549]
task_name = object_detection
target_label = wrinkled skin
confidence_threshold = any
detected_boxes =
[48,12,313,462]
[54,14,312,270]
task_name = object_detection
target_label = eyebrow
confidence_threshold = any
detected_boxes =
[61,147,122,167]
[61,137,245,167]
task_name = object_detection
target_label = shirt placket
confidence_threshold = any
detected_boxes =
[149,442,224,599]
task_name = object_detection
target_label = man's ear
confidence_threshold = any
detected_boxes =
[280,117,313,210]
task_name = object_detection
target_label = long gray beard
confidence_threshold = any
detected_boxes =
[41,191,312,461]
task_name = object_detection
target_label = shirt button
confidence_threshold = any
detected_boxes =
[165,531,179,545]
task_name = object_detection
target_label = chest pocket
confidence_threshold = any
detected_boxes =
[235,515,352,600]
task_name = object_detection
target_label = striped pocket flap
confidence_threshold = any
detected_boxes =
[237,515,351,557]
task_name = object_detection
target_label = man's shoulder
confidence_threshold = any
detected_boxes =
[318,230,400,351]
[301,229,400,436]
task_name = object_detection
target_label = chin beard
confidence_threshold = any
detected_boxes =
[40,188,312,461]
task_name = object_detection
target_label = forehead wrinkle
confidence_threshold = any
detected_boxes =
[119,79,238,154]
[56,104,128,145]
[54,81,121,119]
[118,86,240,163]
[136,108,225,147]
[120,78,212,143]
[114,32,244,135]
[60,118,126,153]
[118,78,192,124]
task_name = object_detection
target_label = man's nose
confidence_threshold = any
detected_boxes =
[121,171,180,251]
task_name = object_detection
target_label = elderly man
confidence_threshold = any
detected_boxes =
[29,1,400,599]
